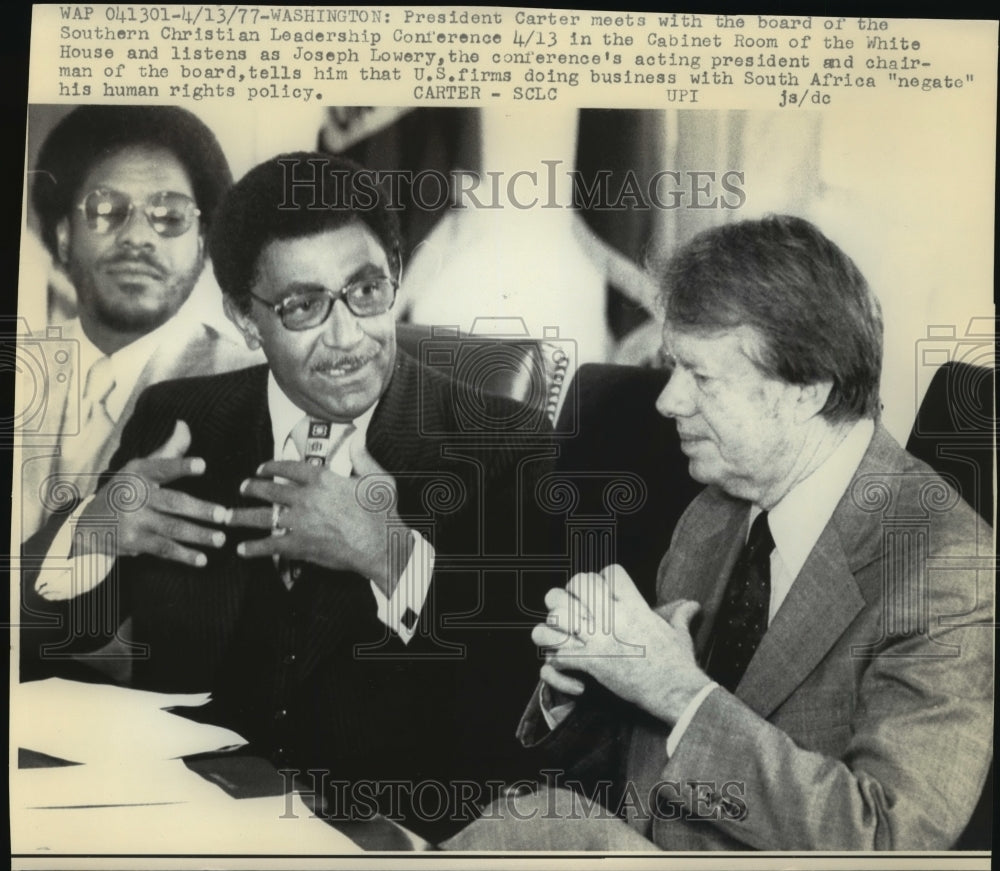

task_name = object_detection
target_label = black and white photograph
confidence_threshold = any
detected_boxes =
[9,6,996,869]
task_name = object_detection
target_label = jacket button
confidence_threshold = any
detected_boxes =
[282,653,297,665]
[274,708,288,721]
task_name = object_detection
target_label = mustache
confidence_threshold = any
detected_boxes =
[100,249,168,276]
[311,351,377,373]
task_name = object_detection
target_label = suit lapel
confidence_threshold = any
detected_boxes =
[733,424,901,717]
[366,351,442,472]
[735,524,865,717]
[660,495,750,658]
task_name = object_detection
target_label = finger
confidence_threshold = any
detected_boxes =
[130,515,226,551]
[239,477,299,505]
[148,420,192,460]
[254,460,322,485]
[132,455,208,485]
[152,488,231,526]
[654,598,691,622]
[235,533,289,559]
[349,439,387,477]
[601,563,640,603]
[540,663,585,696]
[226,506,275,529]
[543,586,574,612]
[666,599,702,634]
[532,622,580,650]
[128,533,213,568]
[566,571,605,605]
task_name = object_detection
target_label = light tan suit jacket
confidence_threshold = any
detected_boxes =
[518,425,993,850]
[14,320,261,543]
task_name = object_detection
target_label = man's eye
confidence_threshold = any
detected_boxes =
[352,281,379,297]
[284,296,321,315]
[151,210,186,229]
[693,372,711,387]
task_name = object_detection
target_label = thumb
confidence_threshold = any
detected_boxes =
[349,437,387,477]
[149,420,192,460]
[665,599,701,633]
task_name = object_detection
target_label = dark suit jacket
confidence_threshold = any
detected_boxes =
[23,352,556,840]
[519,424,994,850]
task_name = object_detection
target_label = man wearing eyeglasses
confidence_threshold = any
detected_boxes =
[23,153,554,841]
[19,105,260,543]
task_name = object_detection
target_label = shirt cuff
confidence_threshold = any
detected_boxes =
[539,683,576,731]
[34,495,117,601]
[369,530,434,645]
[665,681,718,758]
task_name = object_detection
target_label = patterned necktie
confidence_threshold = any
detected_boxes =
[279,418,355,589]
[704,511,774,693]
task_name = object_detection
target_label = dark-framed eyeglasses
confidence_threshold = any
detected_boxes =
[249,277,399,331]
[76,188,201,238]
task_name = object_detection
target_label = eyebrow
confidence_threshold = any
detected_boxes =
[276,263,387,298]
[668,348,717,378]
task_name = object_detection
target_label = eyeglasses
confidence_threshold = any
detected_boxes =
[249,277,399,331]
[76,188,201,238]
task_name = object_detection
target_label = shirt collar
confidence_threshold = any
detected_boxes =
[266,370,377,459]
[752,417,875,581]
[68,316,184,422]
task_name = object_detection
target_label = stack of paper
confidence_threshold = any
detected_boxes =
[11,679,361,854]
[12,762,361,854]
[11,678,244,763]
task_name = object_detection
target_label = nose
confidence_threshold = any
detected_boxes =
[115,203,158,249]
[655,367,696,419]
[320,298,364,349]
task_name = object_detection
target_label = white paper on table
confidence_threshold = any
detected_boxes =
[12,678,246,764]
[13,759,231,809]
[11,789,362,854]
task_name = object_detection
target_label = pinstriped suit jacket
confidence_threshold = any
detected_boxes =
[22,351,556,839]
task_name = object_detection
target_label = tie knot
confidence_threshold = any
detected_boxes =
[291,416,354,468]
[746,511,774,561]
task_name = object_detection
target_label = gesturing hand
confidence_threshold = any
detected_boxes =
[79,420,230,567]
[532,564,712,725]
[227,440,413,596]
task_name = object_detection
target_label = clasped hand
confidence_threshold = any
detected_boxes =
[79,420,410,595]
[533,564,711,725]
[229,438,411,594]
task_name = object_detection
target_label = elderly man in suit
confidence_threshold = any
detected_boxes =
[444,215,993,851]
[22,153,554,841]
[18,105,260,543]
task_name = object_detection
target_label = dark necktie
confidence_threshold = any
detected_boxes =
[704,511,775,693]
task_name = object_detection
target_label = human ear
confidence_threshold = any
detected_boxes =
[223,295,262,351]
[792,380,833,423]
[55,218,70,265]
